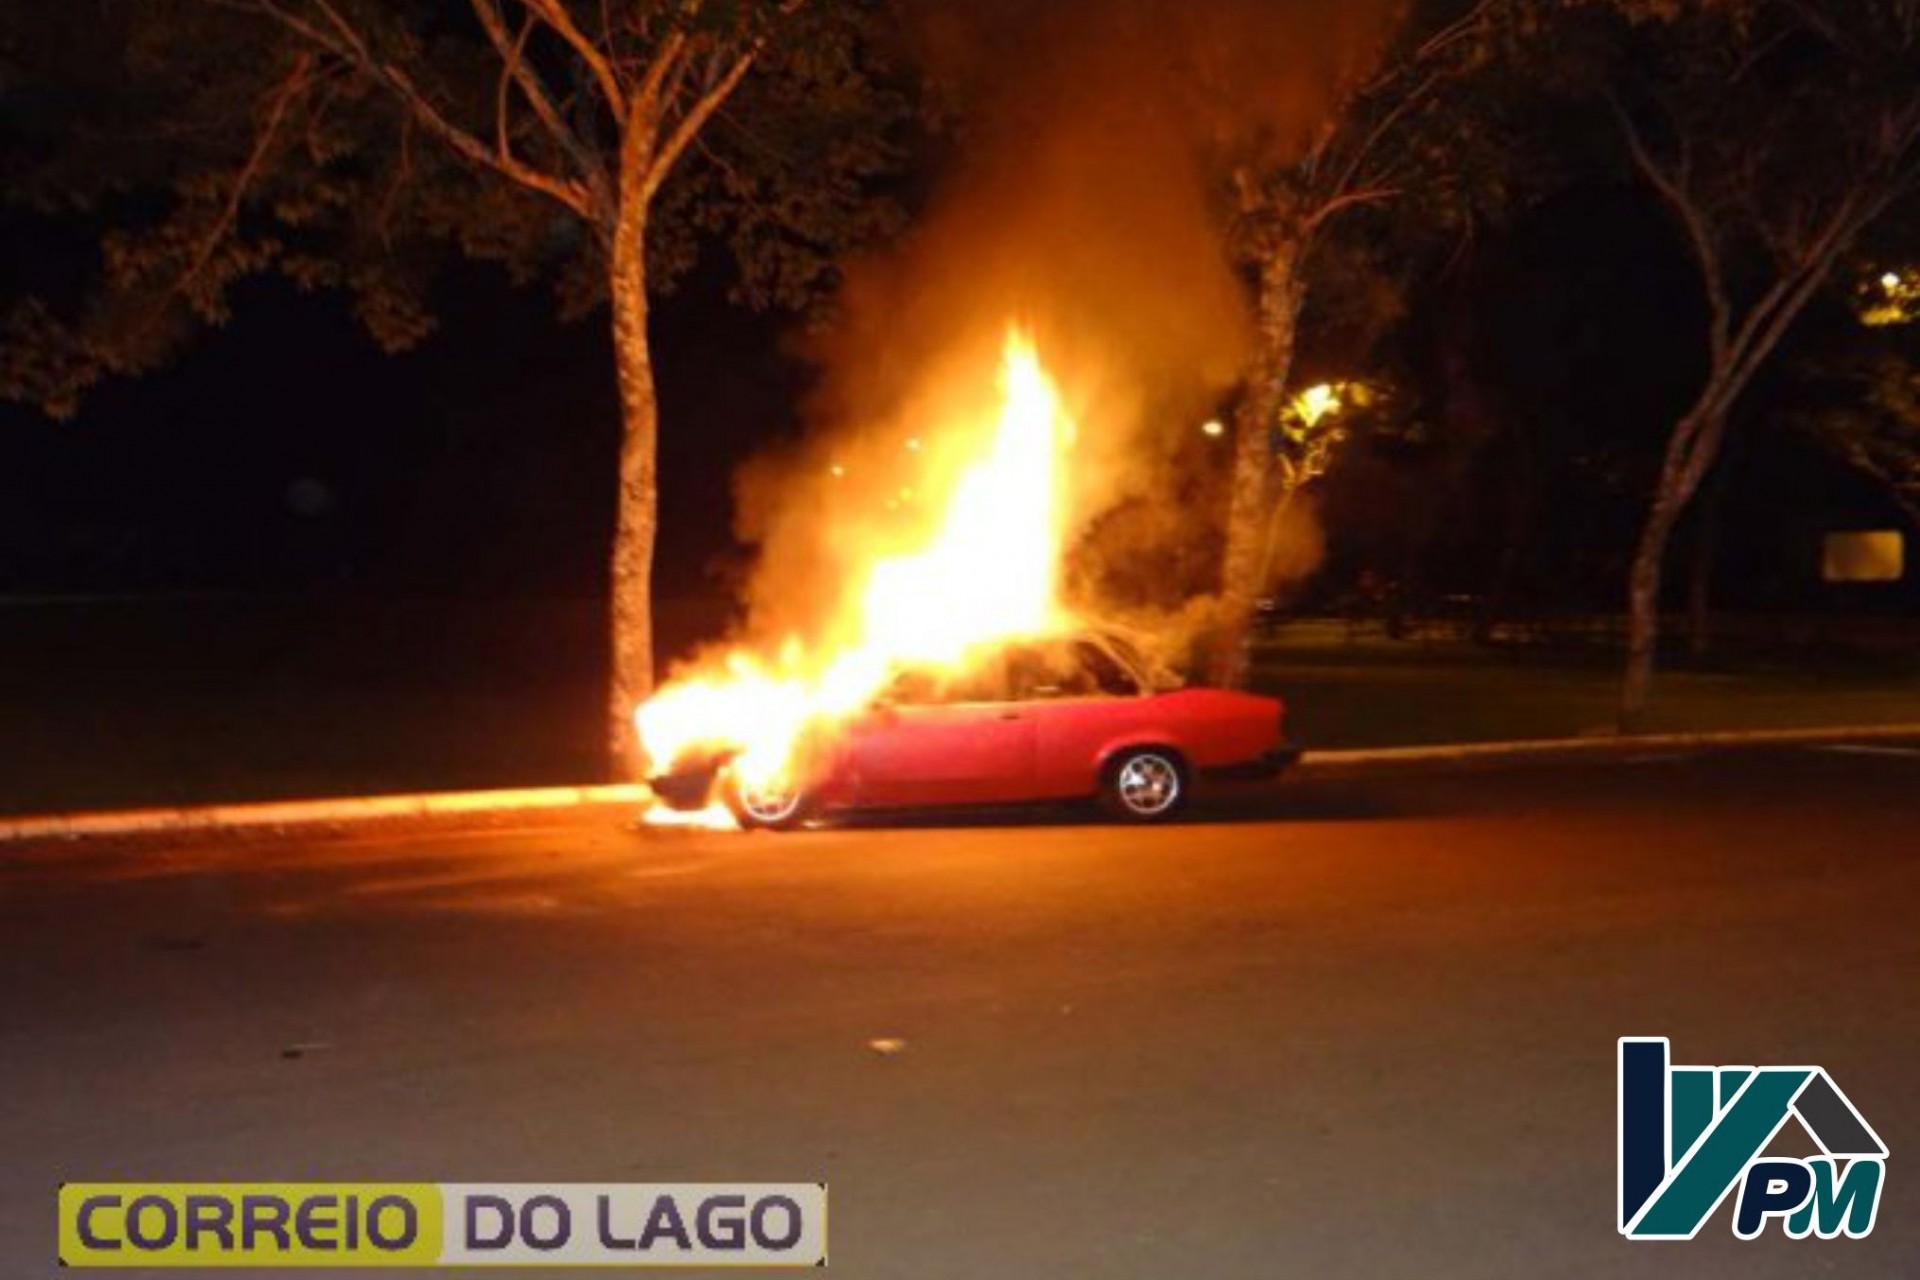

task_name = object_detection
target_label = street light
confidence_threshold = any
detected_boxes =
[1861,267,1917,327]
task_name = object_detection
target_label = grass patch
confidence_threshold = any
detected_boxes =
[1252,624,1920,749]
[1,602,1914,815]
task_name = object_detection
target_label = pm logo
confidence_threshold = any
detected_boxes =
[1618,1037,1887,1240]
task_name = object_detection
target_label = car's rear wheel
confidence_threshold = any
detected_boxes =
[720,771,814,831]
[1100,748,1187,822]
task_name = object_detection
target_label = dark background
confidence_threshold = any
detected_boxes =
[1,166,1913,812]
[1,186,1905,615]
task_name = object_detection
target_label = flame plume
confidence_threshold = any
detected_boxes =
[634,326,1077,822]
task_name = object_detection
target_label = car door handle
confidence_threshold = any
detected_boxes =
[998,711,1024,721]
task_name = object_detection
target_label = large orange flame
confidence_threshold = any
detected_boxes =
[634,326,1078,821]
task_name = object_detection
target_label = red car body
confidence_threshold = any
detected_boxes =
[654,630,1298,825]
[813,684,1291,811]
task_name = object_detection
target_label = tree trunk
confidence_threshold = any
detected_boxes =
[1620,404,1724,727]
[606,206,657,779]
[1212,240,1303,688]
[1620,491,1680,729]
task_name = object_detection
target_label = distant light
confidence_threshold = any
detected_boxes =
[1823,530,1904,583]
[828,463,846,479]
[1863,270,1917,326]
[1201,419,1225,438]
[904,437,922,452]
[1293,383,1342,428]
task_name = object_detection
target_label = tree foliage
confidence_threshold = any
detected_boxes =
[1202,0,1534,684]
[1792,312,1920,529]
[0,0,904,417]
[1522,0,1920,718]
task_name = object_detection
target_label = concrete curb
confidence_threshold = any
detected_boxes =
[1,721,1915,844]
[1297,721,1920,769]
[0,784,648,844]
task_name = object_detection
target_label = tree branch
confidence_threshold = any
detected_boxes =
[1717,212,1858,416]
[491,12,536,170]
[228,0,593,217]
[472,0,612,214]
[171,51,315,305]
[521,0,626,117]
[1672,185,1880,493]
[1299,184,1400,233]
[1359,0,1495,106]
[1321,68,1436,208]
[636,30,689,112]
[644,46,759,199]
[1609,94,1733,363]
[1317,0,1495,206]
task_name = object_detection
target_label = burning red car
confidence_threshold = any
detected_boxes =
[649,629,1298,829]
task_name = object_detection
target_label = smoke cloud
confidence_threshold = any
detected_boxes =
[729,0,1398,655]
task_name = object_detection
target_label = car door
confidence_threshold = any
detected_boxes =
[844,656,1039,807]
[1006,639,1146,798]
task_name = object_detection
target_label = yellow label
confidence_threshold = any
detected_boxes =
[58,1184,443,1268]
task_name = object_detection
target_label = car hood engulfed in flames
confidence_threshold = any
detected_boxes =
[634,325,1093,825]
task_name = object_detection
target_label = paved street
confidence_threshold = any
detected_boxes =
[3,744,1917,1278]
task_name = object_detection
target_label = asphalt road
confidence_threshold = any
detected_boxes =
[3,743,1918,1278]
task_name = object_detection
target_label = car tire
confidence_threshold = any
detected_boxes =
[720,770,815,831]
[1099,747,1188,822]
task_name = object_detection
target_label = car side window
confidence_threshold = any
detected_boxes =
[1004,646,1053,701]
[880,659,1007,706]
[943,653,1007,703]
[1006,643,1120,701]
[1074,640,1141,696]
